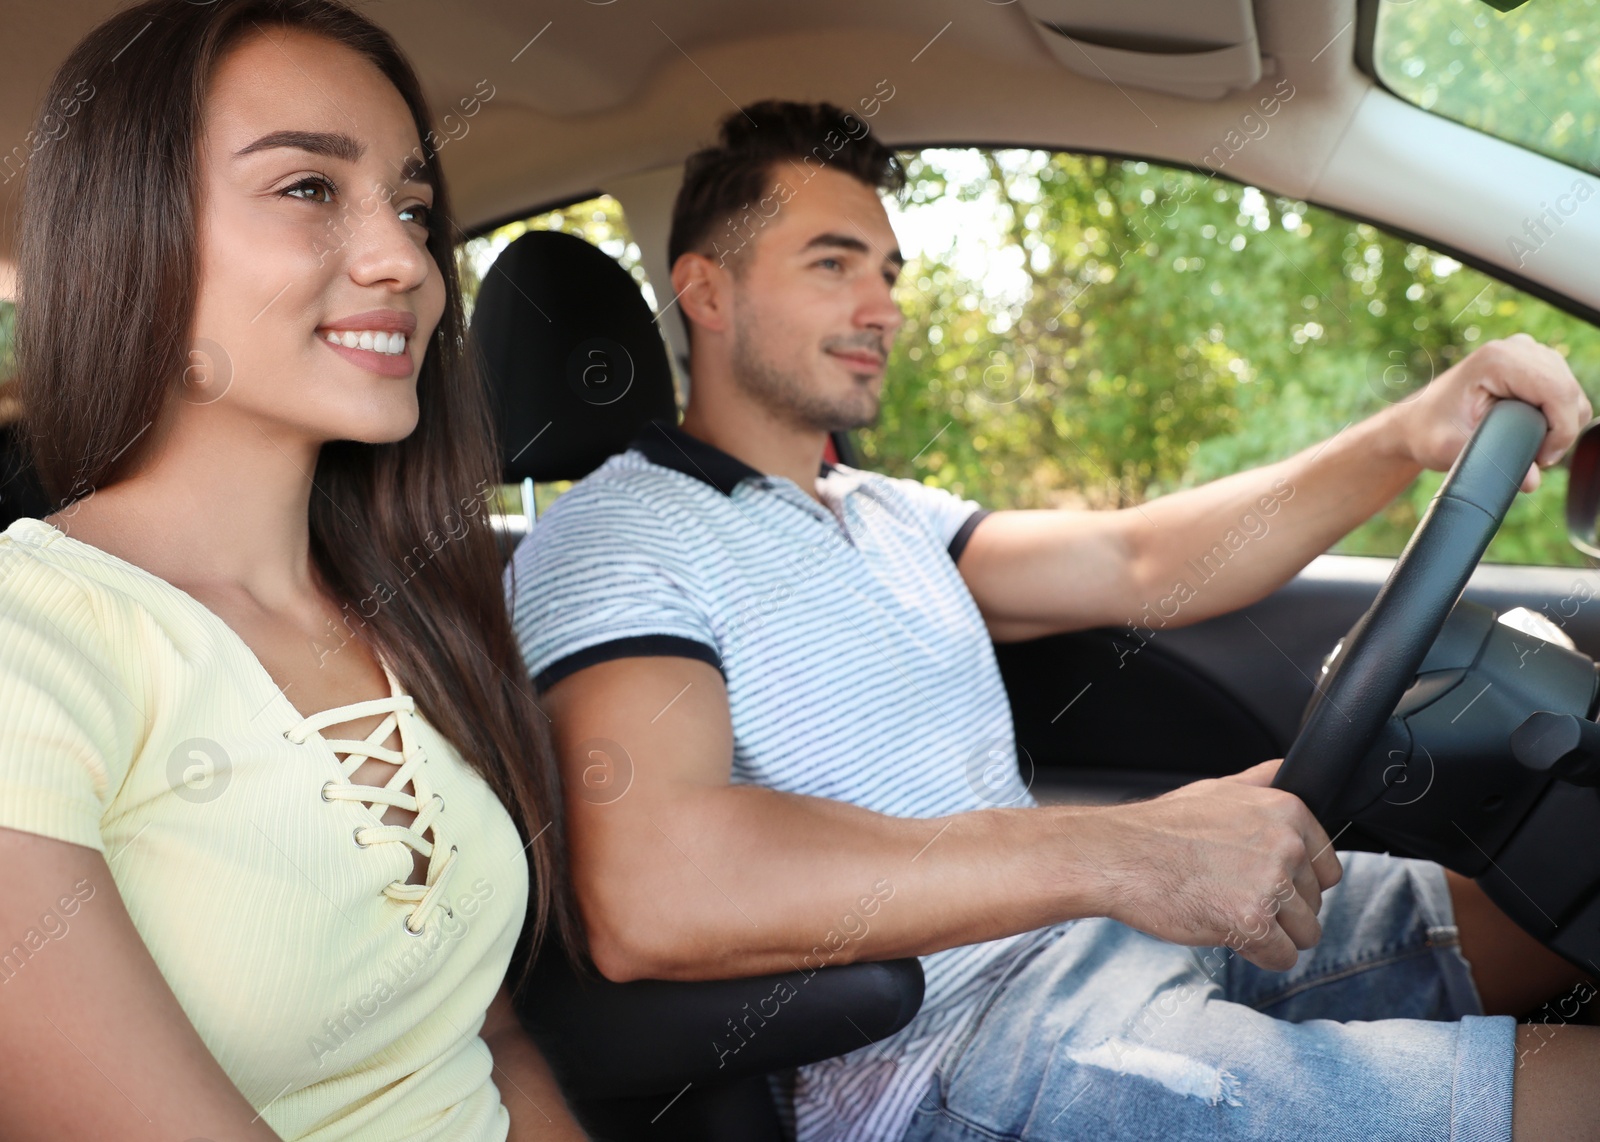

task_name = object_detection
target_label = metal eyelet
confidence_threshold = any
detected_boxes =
[432,793,446,814]
[352,826,370,848]
[402,914,425,937]
[320,781,336,803]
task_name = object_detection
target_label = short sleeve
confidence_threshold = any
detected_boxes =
[0,545,143,853]
[878,476,992,562]
[504,482,722,693]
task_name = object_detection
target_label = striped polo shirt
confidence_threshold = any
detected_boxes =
[505,419,1065,1142]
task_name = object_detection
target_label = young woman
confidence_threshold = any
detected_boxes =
[0,1,587,1138]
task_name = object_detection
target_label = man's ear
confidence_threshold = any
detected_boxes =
[672,252,733,338]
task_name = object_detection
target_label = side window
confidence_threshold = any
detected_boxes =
[457,194,663,520]
[0,297,16,418]
[1373,0,1600,178]
[0,297,39,531]
[865,149,1600,566]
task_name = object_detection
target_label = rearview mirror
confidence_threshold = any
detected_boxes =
[1566,417,1600,559]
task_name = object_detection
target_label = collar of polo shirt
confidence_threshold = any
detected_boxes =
[631,418,836,495]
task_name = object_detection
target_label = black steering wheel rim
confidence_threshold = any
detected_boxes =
[1272,399,1549,823]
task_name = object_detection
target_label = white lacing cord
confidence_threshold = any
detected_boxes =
[286,689,457,933]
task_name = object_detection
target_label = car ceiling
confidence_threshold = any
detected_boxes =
[2,0,1596,319]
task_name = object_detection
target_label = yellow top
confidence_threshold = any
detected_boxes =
[0,516,529,1141]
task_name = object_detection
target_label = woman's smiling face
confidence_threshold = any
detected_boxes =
[185,25,445,444]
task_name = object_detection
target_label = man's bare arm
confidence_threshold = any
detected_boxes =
[544,656,1341,981]
[958,335,1591,642]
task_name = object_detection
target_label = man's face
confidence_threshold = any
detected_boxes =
[723,166,905,433]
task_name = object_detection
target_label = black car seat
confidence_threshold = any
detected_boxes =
[0,419,52,532]
[470,227,924,1142]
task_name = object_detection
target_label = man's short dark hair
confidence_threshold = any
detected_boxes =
[667,99,906,275]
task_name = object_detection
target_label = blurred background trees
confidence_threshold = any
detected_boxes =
[856,148,1600,565]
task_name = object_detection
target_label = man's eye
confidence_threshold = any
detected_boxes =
[282,175,337,204]
[816,257,843,271]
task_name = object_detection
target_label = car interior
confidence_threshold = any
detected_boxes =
[2,1,1599,1139]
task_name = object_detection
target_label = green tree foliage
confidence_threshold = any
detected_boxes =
[1376,0,1600,177]
[0,299,17,425]
[0,299,13,376]
[857,148,1600,566]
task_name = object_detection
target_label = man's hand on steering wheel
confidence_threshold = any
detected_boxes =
[1088,759,1342,973]
[1392,332,1592,493]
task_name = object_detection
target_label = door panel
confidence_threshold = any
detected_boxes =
[1000,552,1600,804]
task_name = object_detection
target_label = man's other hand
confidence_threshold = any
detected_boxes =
[1091,759,1342,972]
[1394,332,1591,493]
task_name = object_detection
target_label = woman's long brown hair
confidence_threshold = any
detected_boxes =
[13,0,578,988]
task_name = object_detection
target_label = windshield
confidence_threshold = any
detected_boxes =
[1373,0,1600,176]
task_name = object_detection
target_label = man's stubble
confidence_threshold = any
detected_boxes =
[728,288,884,435]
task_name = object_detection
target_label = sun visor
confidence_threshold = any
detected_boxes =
[1018,0,1267,101]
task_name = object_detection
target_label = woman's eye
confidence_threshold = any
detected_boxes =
[399,202,432,228]
[282,175,336,204]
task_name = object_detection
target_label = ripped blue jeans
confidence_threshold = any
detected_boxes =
[901,851,1517,1141]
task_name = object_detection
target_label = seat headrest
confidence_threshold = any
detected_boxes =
[0,422,51,532]
[471,229,678,485]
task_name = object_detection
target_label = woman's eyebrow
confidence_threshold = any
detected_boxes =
[236,128,361,163]
[234,128,434,188]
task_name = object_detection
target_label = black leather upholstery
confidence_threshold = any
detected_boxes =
[472,229,678,485]
[0,421,51,531]
[523,951,926,1101]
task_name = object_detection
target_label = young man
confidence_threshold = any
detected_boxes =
[507,102,1598,1140]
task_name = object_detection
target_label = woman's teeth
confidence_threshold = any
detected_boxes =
[323,329,408,355]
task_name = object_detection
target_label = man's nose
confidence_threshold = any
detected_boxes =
[857,278,905,337]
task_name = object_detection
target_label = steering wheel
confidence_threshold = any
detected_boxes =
[1272,399,1549,823]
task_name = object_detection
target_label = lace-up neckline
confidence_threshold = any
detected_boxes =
[281,655,458,934]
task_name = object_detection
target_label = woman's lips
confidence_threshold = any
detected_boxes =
[318,334,415,378]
